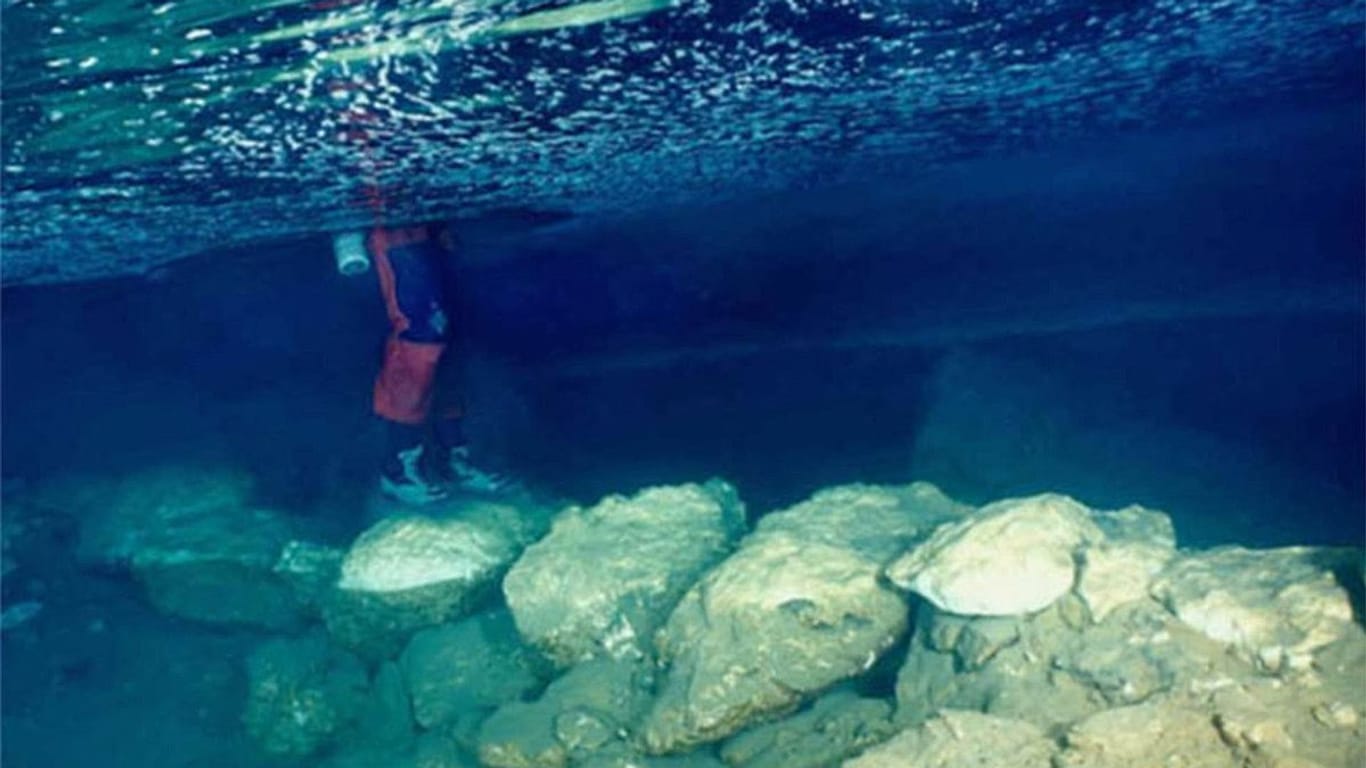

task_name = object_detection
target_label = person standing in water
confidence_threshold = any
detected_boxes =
[339,222,514,505]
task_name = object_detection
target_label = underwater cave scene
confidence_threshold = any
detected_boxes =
[1,0,1363,765]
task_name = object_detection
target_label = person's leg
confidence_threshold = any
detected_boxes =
[371,225,450,504]
[427,232,519,494]
[430,224,468,452]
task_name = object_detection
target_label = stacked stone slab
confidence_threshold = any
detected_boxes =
[861,491,1365,768]
[887,494,1220,731]
[181,473,1363,768]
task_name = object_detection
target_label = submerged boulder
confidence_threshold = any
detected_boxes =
[1055,695,1237,768]
[881,492,1366,768]
[477,657,655,768]
[69,464,256,567]
[843,710,1055,768]
[413,730,480,768]
[1150,546,1356,673]
[893,596,1246,733]
[751,482,969,565]
[325,498,547,657]
[504,481,744,667]
[641,483,963,753]
[130,504,303,629]
[886,493,1103,616]
[243,633,369,760]
[1075,505,1176,622]
[400,609,546,729]
[642,535,907,753]
[719,689,896,768]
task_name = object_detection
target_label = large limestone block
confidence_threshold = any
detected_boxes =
[753,482,969,564]
[1150,546,1356,672]
[244,633,369,760]
[504,481,744,667]
[843,710,1054,767]
[478,658,654,768]
[326,500,543,657]
[720,689,896,768]
[400,610,545,729]
[1055,696,1238,768]
[893,597,1246,733]
[1076,505,1176,622]
[642,532,908,753]
[887,494,1103,616]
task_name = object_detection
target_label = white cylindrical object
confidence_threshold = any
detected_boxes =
[333,231,370,276]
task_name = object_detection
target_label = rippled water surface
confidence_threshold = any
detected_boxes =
[2,0,1362,282]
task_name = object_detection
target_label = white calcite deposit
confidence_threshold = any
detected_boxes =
[325,499,549,657]
[886,494,1104,616]
[338,515,515,594]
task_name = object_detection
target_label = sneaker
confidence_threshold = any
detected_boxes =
[380,445,449,506]
[444,446,520,494]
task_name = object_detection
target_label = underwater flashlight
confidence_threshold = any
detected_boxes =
[333,231,370,276]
